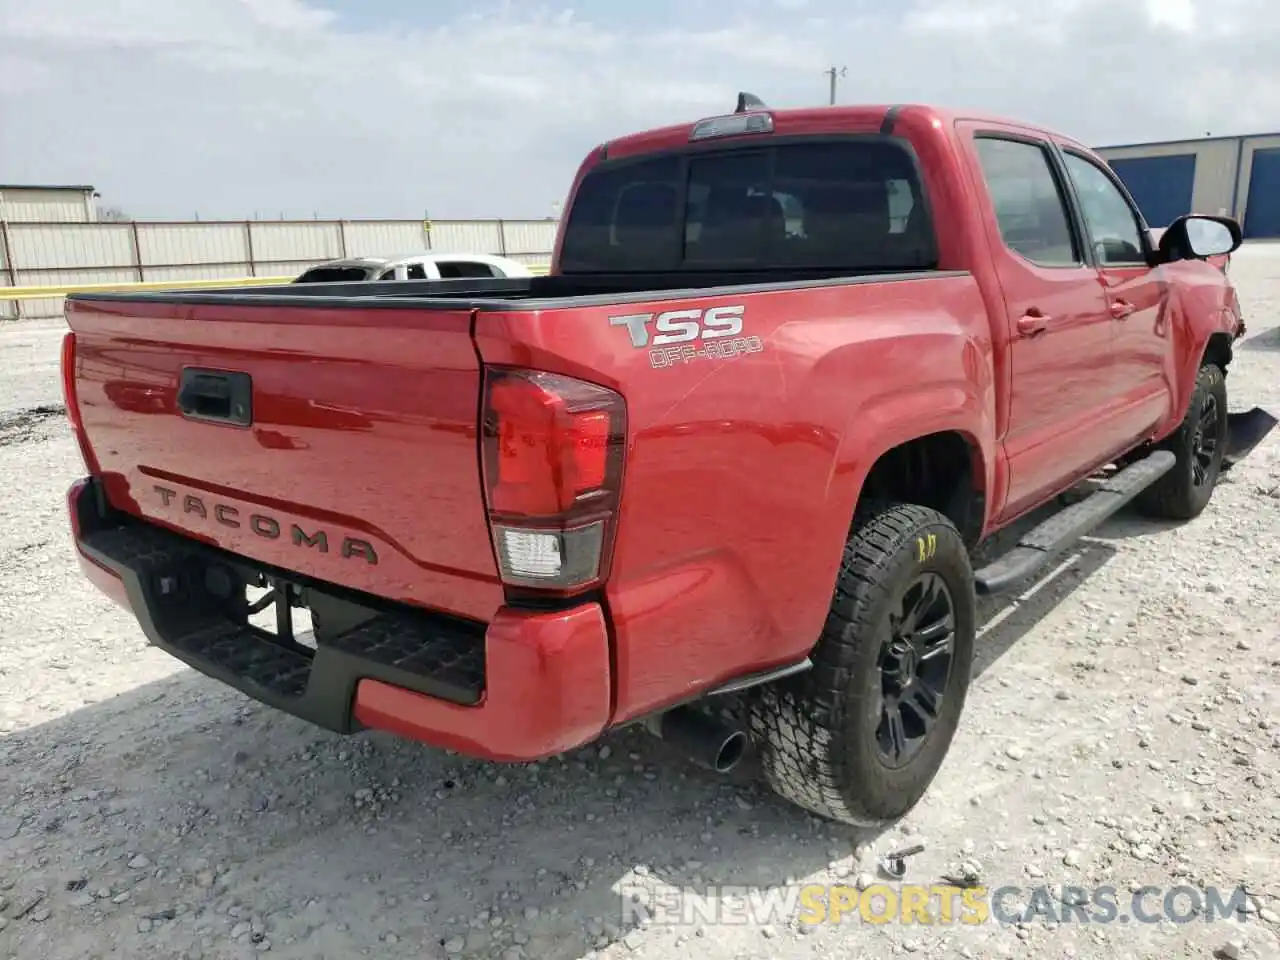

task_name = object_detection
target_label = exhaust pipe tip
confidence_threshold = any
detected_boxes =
[643,706,749,774]
[713,729,748,773]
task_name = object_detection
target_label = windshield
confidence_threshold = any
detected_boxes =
[558,137,936,273]
[293,266,375,283]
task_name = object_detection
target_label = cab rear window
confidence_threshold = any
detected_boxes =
[558,138,936,273]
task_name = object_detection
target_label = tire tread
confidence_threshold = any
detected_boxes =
[747,501,973,826]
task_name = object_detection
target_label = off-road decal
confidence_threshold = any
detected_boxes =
[649,336,765,369]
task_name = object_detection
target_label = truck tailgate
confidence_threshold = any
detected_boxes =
[65,297,504,622]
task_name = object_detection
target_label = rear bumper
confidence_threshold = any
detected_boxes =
[68,477,612,761]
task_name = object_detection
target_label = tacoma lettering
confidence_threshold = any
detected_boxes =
[152,485,377,564]
[291,526,329,552]
[251,514,280,539]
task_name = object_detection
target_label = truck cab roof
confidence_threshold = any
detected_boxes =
[596,102,1093,162]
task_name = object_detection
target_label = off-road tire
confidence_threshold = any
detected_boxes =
[747,502,976,826]
[1135,363,1228,521]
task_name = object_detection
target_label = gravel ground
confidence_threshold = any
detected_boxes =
[2,252,1279,960]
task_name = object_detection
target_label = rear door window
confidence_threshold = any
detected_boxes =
[558,138,936,273]
[972,137,1081,267]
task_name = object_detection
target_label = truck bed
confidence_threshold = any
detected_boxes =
[70,266,953,312]
[66,264,986,722]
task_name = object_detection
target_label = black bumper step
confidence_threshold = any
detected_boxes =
[74,483,486,733]
[974,449,1176,596]
[179,621,313,698]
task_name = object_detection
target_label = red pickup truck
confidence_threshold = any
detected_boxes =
[62,97,1273,827]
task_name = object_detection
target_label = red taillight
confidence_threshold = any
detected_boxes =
[60,331,77,415]
[481,368,625,592]
[61,331,99,474]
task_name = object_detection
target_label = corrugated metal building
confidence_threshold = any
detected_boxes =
[1096,134,1280,237]
[0,184,98,223]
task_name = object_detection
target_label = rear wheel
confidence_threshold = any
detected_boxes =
[747,502,976,826]
[1135,363,1227,520]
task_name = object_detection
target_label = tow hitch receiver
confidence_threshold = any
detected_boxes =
[236,576,323,655]
[245,578,305,644]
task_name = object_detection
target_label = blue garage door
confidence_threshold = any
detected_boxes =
[1243,148,1280,238]
[1106,154,1197,228]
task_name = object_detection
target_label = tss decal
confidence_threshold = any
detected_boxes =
[609,305,745,347]
[608,305,764,370]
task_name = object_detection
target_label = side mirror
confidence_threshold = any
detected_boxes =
[1157,214,1242,263]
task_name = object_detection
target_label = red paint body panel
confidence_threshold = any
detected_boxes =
[352,602,612,761]
[473,274,995,722]
[1157,258,1244,437]
[64,102,1244,761]
[65,298,504,623]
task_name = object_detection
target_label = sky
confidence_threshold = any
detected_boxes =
[1,0,1277,220]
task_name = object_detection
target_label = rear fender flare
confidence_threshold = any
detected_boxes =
[824,381,995,539]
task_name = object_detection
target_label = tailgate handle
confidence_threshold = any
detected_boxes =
[177,369,253,426]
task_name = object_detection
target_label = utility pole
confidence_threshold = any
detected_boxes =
[824,66,847,105]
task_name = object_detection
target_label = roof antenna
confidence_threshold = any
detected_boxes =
[735,91,767,113]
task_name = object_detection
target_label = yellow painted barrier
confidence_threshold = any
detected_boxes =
[0,264,551,301]
[0,276,293,300]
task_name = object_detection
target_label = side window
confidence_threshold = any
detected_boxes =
[377,268,397,280]
[405,263,428,280]
[294,266,368,283]
[436,261,498,279]
[973,137,1080,267]
[1062,153,1147,265]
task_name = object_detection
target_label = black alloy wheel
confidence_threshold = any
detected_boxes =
[875,572,956,769]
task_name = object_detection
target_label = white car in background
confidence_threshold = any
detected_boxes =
[293,252,534,283]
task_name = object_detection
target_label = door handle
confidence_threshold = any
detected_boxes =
[1016,313,1048,336]
[1110,300,1135,320]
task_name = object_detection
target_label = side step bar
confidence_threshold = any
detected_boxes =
[974,450,1176,596]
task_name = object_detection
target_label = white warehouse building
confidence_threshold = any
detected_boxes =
[0,184,99,223]
[1096,133,1280,237]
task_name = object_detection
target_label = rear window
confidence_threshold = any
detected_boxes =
[558,138,936,273]
[293,266,373,283]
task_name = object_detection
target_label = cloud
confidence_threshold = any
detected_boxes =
[0,0,1277,219]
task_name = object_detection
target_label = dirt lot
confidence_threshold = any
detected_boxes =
[2,253,1279,960]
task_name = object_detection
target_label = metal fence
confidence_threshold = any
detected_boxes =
[0,217,560,320]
